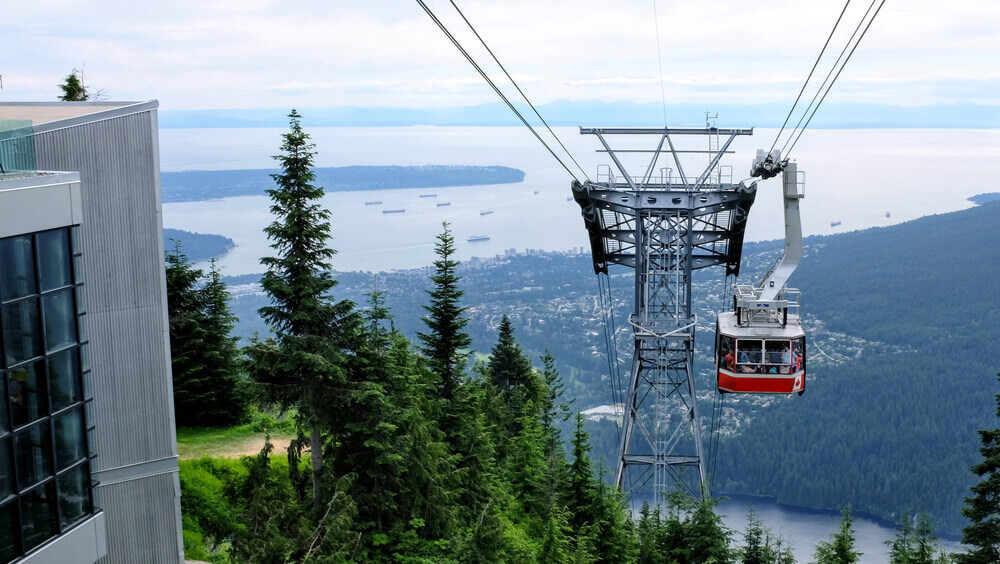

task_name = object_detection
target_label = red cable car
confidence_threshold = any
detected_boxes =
[716,157,807,395]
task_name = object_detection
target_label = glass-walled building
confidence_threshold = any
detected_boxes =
[0,102,181,563]
[0,172,105,563]
[2,224,96,561]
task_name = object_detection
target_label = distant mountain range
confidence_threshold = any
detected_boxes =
[159,101,1000,129]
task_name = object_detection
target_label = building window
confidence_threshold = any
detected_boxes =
[0,227,94,562]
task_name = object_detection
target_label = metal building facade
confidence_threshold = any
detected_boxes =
[0,102,184,563]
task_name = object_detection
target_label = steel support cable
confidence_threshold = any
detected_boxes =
[651,0,669,127]
[708,272,732,487]
[605,272,625,407]
[597,274,622,421]
[779,0,884,157]
[447,0,591,182]
[768,0,852,155]
[785,0,886,157]
[415,0,581,182]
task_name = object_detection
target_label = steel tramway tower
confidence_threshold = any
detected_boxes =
[572,125,759,503]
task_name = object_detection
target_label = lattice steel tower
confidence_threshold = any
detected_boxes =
[572,125,758,503]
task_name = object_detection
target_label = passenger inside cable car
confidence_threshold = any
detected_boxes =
[716,334,806,393]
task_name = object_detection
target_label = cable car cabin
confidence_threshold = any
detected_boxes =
[715,286,806,395]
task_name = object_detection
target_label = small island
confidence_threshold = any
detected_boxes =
[161,165,526,203]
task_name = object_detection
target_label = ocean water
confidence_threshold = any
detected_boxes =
[159,126,1000,275]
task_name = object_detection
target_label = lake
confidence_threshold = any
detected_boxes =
[159,126,1000,274]
[711,496,962,562]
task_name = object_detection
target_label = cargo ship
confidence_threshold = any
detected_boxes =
[419,193,437,198]
[467,235,490,242]
[480,210,493,216]
[364,200,382,205]
[830,220,842,227]
[437,202,451,207]
[383,209,405,214]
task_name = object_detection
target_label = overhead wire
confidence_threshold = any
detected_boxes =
[447,0,591,182]
[778,0,884,157]
[768,0,852,155]
[415,0,582,182]
[651,0,669,127]
[784,0,886,157]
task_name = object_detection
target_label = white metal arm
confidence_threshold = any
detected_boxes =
[759,162,804,301]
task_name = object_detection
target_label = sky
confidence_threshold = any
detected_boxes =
[2,0,998,111]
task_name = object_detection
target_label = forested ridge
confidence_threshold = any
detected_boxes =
[161,165,525,203]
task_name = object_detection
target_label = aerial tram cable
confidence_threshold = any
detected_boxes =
[784,0,886,157]
[415,0,582,182]
[768,0,852,155]
[778,0,885,157]
[651,0,669,127]
[446,0,592,182]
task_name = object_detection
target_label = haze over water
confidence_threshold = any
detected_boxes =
[160,126,1000,275]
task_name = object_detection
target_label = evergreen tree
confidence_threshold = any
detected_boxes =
[588,466,638,563]
[960,374,1000,564]
[244,109,359,511]
[680,495,733,564]
[890,512,952,564]
[58,69,88,101]
[487,315,533,393]
[165,247,244,426]
[540,505,573,564]
[812,507,861,564]
[196,259,245,425]
[417,222,471,401]
[166,244,208,425]
[539,350,571,451]
[568,412,595,531]
[739,508,794,564]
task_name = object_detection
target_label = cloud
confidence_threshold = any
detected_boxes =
[0,0,997,110]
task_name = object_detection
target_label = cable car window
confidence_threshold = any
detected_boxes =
[765,341,791,365]
[736,340,763,373]
[718,335,735,371]
[792,337,805,372]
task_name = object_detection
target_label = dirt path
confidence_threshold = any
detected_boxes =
[178,434,295,460]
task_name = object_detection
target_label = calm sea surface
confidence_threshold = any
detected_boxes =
[160,127,1000,275]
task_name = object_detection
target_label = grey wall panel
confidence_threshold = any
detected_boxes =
[25,108,184,562]
[96,473,183,564]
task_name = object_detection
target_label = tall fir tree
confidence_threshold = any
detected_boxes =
[740,508,795,564]
[244,109,359,512]
[960,374,1000,564]
[812,507,861,564]
[165,247,244,426]
[197,259,245,425]
[568,412,595,532]
[417,222,471,401]
[166,244,208,425]
[487,315,533,393]
[889,512,951,564]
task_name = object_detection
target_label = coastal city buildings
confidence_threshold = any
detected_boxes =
[0,102,182,563]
